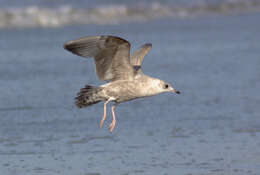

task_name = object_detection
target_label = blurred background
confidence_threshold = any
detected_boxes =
[0,0,260,175]
[1,0,260,28]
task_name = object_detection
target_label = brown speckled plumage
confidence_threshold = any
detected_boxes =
[64,35,180,132]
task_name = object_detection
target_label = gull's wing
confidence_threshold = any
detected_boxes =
[64,35,135,81]
[130,43,152,66]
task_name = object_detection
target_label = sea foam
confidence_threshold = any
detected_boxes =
[0,2,259,28]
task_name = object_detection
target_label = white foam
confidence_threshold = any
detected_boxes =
[0,2,259,29]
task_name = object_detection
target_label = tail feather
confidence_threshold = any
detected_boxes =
[75,85,104,108]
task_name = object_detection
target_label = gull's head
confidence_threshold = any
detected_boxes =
[154,79,180,95]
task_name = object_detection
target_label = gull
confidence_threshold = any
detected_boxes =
[64,35,180,132]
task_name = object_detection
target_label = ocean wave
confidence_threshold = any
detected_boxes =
[0,2,260,28]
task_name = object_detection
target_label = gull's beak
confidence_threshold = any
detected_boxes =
[171,89,180,94]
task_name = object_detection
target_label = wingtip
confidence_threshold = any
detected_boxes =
[63,41,70,50]
[63,40,75,50]
[145,43,152,48]
[63,43,68,50]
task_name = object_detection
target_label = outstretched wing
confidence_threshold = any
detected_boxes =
[64,35,135,81]
[130,43,152,66]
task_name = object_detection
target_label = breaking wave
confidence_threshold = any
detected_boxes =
[0,1,260,28]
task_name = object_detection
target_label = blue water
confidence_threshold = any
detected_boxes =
[0,11,260,175]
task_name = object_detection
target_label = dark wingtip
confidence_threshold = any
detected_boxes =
[176,90,180,94]
[63,44,67,50]
[63,41,71,50]
[145,43,152,48]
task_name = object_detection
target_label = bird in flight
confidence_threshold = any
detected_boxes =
[64,35,180,132]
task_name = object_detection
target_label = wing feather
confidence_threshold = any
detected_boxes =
[64,35,135,81]
[130,43,152,66]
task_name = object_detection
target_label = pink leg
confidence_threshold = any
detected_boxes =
[99,99,111,128]
[109,105,117,133]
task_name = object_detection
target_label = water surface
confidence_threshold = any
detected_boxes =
[0,12,260,175]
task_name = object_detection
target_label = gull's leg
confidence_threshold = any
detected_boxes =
[99,99,112,128]
[109,104,117,133]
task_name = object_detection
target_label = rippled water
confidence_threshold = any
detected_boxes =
[0,11,260,175]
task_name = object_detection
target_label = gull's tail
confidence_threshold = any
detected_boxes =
[75,85,104,108]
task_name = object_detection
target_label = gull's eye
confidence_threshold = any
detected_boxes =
[164,84,169,89]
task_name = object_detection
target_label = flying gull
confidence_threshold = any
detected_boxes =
[64,35,180,132]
